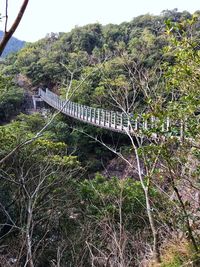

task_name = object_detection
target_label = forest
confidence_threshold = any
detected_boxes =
[0,8,200,267]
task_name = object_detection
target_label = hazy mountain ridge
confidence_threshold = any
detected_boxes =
[0,31,26,57]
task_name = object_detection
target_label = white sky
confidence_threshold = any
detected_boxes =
[0,0,199,42]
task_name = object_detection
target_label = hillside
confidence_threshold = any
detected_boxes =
[0,30,25,57]
[0,9,200,267]
[2,10,199,111]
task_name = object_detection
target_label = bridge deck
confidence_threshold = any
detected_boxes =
[38,88,192,138]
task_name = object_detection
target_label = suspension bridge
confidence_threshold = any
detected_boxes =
[36,88,190,138]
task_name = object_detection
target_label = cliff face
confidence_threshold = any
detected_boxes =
[102,155,141,180]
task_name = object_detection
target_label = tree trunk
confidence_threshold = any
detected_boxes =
[144,187,161,262]
[25,199,34,267]
[133,140,161,263]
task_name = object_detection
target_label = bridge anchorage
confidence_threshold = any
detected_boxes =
[37,88,195,140]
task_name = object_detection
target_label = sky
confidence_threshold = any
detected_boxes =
[0,0,199,42]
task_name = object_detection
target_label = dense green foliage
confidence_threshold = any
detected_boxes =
[2,10,197,110]
[0,9,200,267]
[0,75,24,122]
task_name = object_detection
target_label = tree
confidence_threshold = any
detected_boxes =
[160,15,200,254]
[0,0,29,56]
[71,15,200,262]
[0,75,24,122]
[0,113,81,266]
[77,174,161,266]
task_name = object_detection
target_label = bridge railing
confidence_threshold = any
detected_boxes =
[39,88,198,138]
[39,88,132,132]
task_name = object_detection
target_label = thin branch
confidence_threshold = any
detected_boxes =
[0,0,29,56]
[4,0,8,33]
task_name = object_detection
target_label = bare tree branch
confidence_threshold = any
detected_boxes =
[0,0,29,56]
[4,0,8,33]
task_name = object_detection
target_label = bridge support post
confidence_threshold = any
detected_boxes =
[80,105,82,119]
[103,110,106,126]
[81,105,84,119]
[68,102,71,115]
[71,102,73,115]
[32,95,44,110]
[85,107,88,121]
[109,111,112,128]
[120,113,123,131]
[128,117,131,132]
[98,109,101,125]
[94,108,96,124]
[71,102,75,117]
[32,96,37,110]
[82,106,85,120]
[89,108,92,122]
[114,113,117,129]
